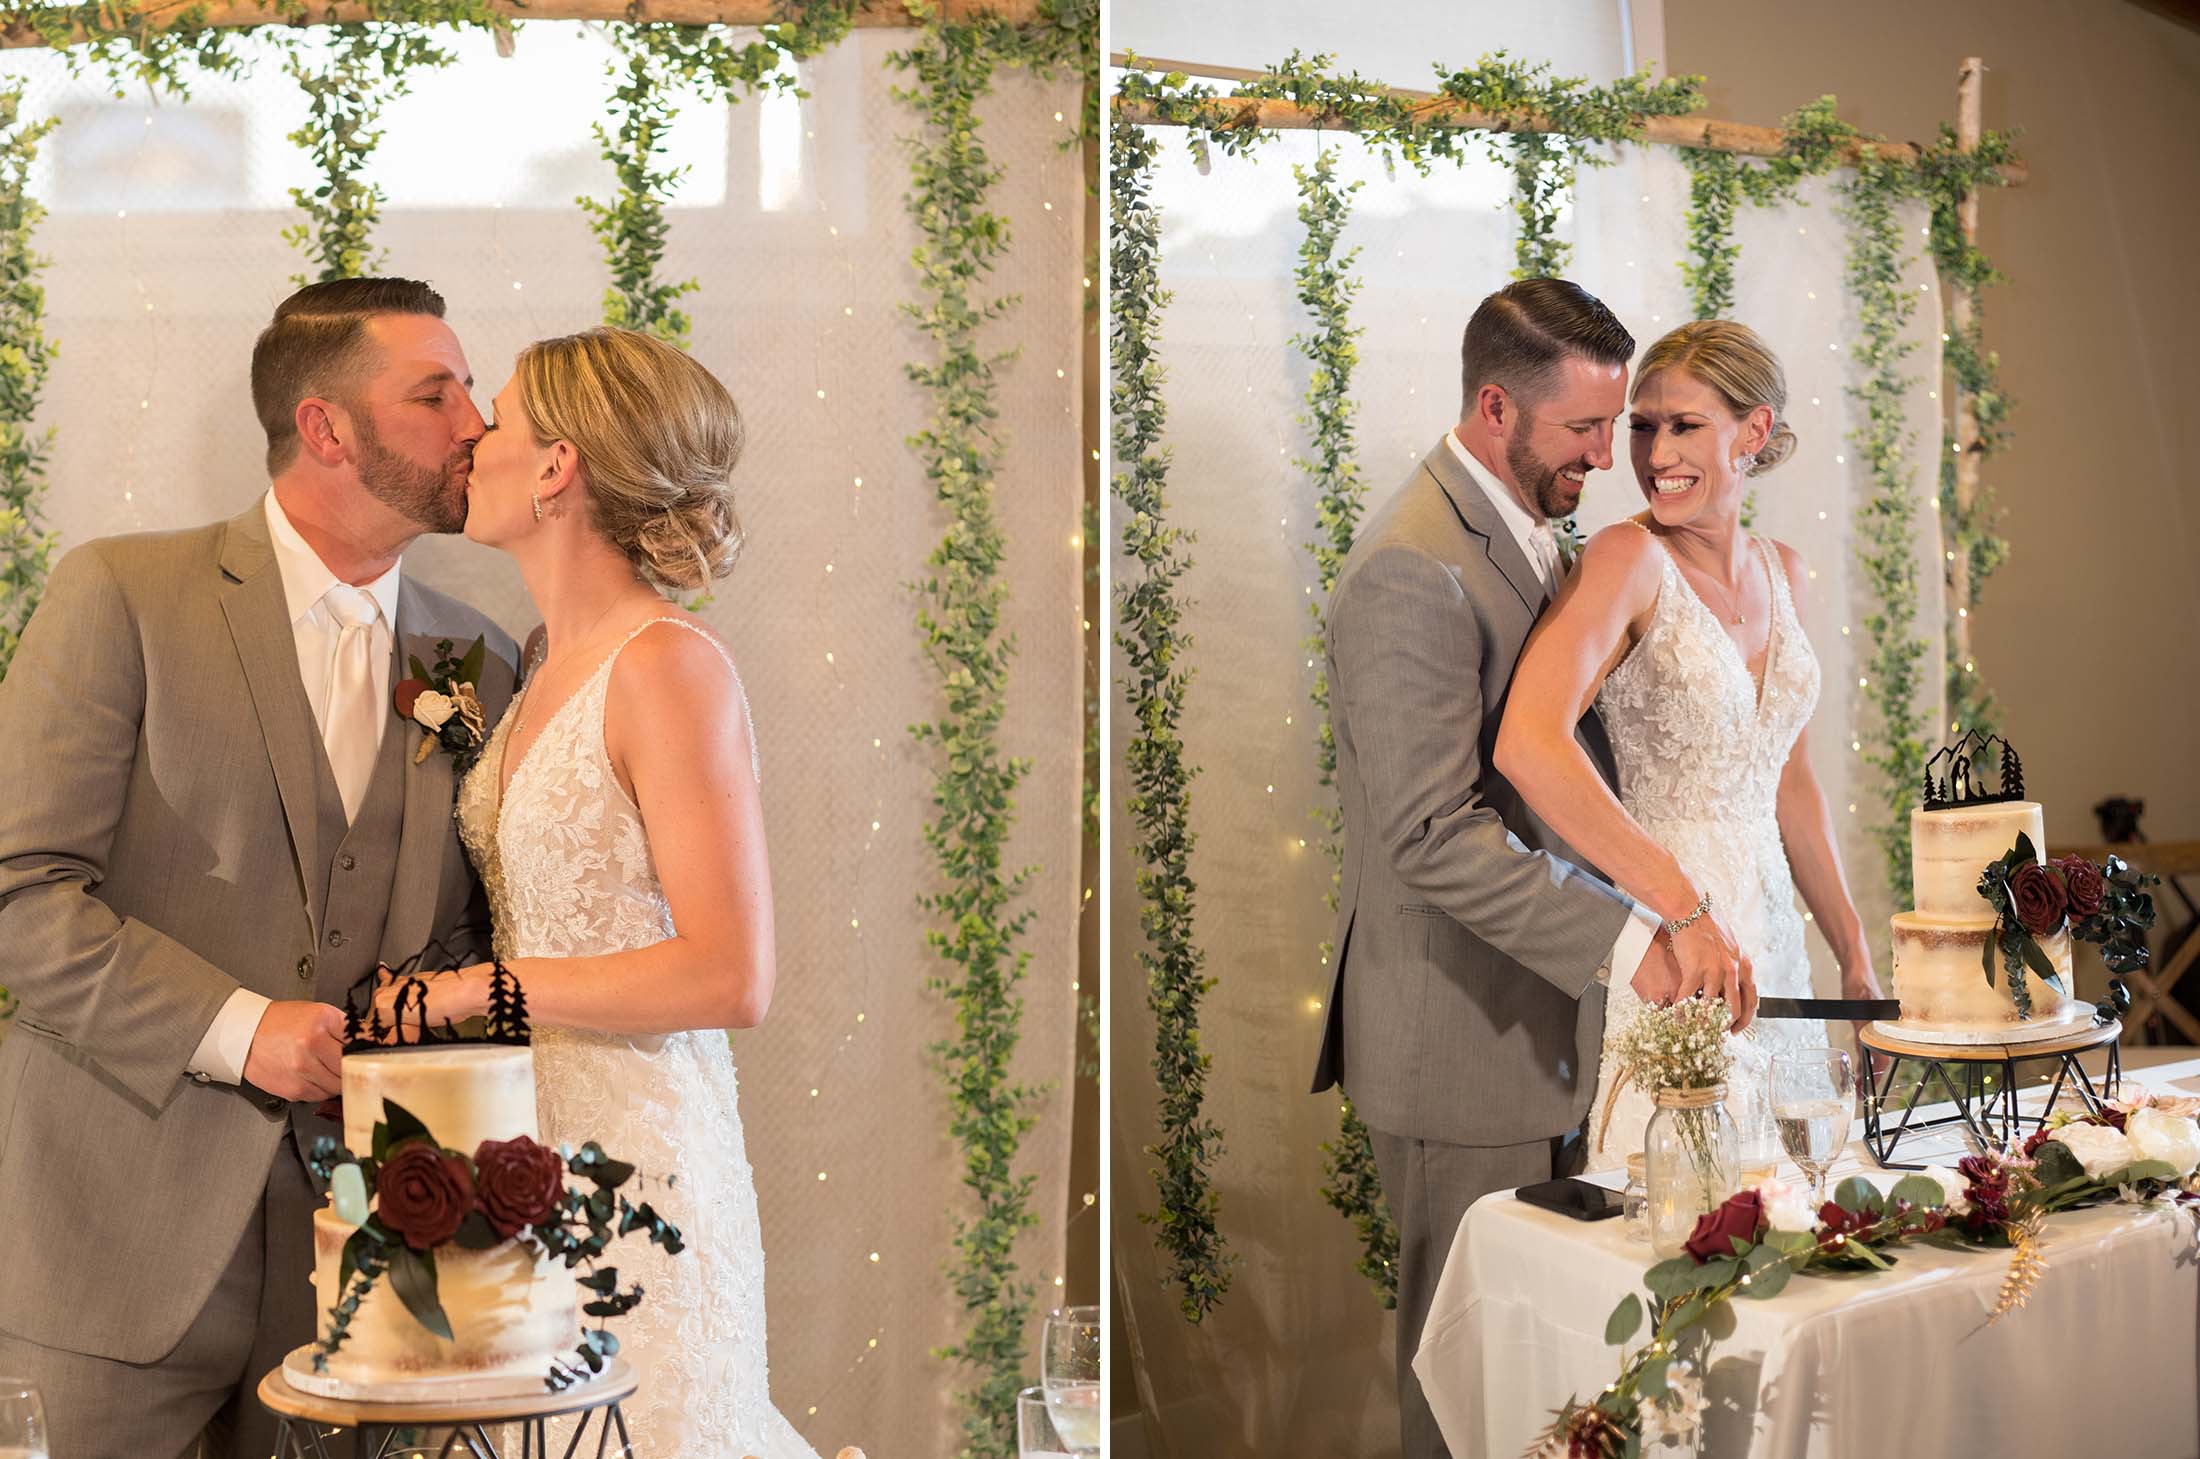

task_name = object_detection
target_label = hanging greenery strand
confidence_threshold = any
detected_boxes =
[0,83,56,688]
[1109,113,1234,1326]
[1917,123,2020,739]
[1288,144,1395,1309]
[1842,152,1932,898]
[283,10,493,284]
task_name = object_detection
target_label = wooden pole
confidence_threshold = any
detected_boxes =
[2,0,1042,49]
[1947,56,1983,693]
[1108,52,2029,186]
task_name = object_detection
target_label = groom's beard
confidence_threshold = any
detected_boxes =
[1506,425,1588,520]
[354,411,472,534]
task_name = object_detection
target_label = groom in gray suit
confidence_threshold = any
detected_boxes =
[0,278,518,1458]
[1313,279,1748,1459]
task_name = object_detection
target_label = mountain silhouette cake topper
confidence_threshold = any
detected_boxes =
[1921,729,2026,812]
[340,926,531,1053]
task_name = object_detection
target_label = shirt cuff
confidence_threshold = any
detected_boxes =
[187,988,273,1086]
[1598,901,1664,989]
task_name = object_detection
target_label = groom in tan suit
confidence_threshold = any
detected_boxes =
[1313,279,1751,1459]
[0,278,518,1458]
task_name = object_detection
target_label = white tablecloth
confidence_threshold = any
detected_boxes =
[1413,1060,2200,1459]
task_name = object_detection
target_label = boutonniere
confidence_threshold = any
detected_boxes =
[394,635,489,776]
[1556,516,1584,573]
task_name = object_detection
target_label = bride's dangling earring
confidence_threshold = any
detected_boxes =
[1735,451,1758,475]
[531,490,544,523]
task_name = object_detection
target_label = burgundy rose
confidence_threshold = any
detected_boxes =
[1815,1199,1875,1251]
[393,678,430,721]
[473,1134,567,1239]
[2052,856,2107,920]
[1683,1189,1764,1264]
[2021,1126,2055,1159]
[376,1141,474,1250]
[2007,861,2069,938]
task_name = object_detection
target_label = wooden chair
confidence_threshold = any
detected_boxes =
[2057,840,2200,1044]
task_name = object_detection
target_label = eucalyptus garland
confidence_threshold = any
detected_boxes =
[0,83,56,686]
[1917,124,2021,739]
[1841,152,1932,897]
[1287,145,1396,1308]
[282,8,499,285]
[1110,116,1233,1326]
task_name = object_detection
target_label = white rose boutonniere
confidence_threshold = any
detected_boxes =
[2125,1108,2200,1178]
[411,690,457,731]
[2049,1121,2138,1181]
[393,635,490,780]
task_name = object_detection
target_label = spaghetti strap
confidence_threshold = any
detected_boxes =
[603,617,761,785]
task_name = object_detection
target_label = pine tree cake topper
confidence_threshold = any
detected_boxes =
[1922,729,2025,811]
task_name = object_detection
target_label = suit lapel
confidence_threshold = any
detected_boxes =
[382,581,458,967]
[1424,436,1547,616]
[217,504,327,938]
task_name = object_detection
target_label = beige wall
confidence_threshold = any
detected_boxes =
[1666,0,2200,861]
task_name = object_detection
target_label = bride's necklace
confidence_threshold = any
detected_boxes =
[513,596,633,742]
[1690,544,1753,626]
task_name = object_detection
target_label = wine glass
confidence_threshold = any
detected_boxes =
[1039,1305,1100,1456]
[1017,1385,1074,1459]
[1770,1048,1855,1210]
[0,1380,48,1459]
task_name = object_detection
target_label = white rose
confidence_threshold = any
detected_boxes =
[1920,1165,1970,1215]
[2125,1108,2200,1178]
[1754,1176,1817,1234]
[412,689,456,730]
[2049,1121,2138,1181]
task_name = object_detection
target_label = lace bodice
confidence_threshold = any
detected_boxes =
[456,618,813,1459]
[1587,531,1826,1171]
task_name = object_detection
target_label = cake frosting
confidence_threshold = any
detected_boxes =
[1884,800,2089,1042]
[307,1046,577,1391]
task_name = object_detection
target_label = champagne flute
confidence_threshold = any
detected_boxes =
[1039,1305,1100,1456]
[1017,1385,1074,1459]
[1770,1048,1855,1210]
[0,1380,47,1459]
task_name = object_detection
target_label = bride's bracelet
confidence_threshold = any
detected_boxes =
[1661,890,1712,941]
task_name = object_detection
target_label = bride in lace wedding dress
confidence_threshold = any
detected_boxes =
[384,327,818,1458]
[1495,321,1883,1172]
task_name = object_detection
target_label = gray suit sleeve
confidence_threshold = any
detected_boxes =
[0,546,237,1111]
[1330,543,1629,997]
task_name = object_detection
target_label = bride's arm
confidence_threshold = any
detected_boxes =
[446,625,775,1035]
[1492,526,1701,923]
[1767,542,1880,1000]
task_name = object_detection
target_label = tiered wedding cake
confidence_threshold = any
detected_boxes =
[293,1045,580,1398]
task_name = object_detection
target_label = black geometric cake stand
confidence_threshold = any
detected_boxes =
[260,1358,638,1458]
[1858,1018,2123,1169]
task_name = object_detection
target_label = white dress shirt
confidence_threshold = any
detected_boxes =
[187,490,403,1085]
[1444,429,1660,989]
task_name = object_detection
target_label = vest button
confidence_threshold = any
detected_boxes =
[340,854,357,872]
[295,955,314,982]
[328,930,346,949]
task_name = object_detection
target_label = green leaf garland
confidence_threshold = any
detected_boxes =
[1109,111,1234,1326]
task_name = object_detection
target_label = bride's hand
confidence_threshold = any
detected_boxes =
[1669,909,1754,1032]
[1841,957,1884,1056]
[367,964,492,1040]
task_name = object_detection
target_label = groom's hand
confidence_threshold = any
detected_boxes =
[1628,937,1683,1007]
[244,1000,347,1102]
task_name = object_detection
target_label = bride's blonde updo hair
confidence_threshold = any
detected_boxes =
[515,327,745,590]
[1633,319,1797,477]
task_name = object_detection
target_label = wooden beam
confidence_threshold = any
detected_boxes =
[1109,52,2030,186]
[2,0,1041,49]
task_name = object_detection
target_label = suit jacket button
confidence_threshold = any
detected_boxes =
[340,854,357,872]
[327,930,346,948]
[296,955,315,982]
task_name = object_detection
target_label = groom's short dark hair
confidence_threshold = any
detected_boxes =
[252,277,448,474]
[1460,278,1634,418]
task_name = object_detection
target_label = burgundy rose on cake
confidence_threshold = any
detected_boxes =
[1974,833,2160,1019]
[475,1134,567,1239]
[376,1141,475,1249]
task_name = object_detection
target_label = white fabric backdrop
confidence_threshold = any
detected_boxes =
[1,27,1086,1454]
[1108,109,1948,1456]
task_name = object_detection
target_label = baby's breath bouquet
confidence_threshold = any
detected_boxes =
[1605,998,1739,1256]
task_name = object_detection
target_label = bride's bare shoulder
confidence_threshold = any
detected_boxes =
[1575,518,1665,591]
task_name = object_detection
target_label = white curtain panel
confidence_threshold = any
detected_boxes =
[1109,117,1944,1453]
[3,26,1085,1453]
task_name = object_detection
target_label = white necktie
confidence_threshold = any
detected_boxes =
[323,584,381,824]
[1529,521,1563,591]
